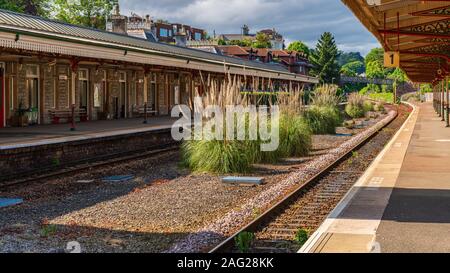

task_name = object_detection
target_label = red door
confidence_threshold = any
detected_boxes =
[0,67,4,128]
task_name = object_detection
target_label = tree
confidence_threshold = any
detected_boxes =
[420,84,432,93]
[309,32,340,84]
[229,38,252,47]
[365,48,384,66]
[340,61,365,77]
[0,0,23,13]
[53,0,117,30]
[0,0,50,17]
[252,32,271,49]
[338,51,364,67]
[366,61,385,79]
[287,41,310,56]
[388,68,408,83]
[218,39,227,46]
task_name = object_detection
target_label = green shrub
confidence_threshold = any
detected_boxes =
[368,92,394,103]
[346,93,366,118]
[235,232,255,253]
[294,228,310,246]
[304,106,342,135]
[40,224,57,237]
[363,101,374,112]
[346,104,365,119]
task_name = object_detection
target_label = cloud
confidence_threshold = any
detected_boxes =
[120,0,380,55]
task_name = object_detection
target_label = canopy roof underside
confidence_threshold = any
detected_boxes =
[342,0,450,83]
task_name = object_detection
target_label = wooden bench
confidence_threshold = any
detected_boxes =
[49,109,88,124]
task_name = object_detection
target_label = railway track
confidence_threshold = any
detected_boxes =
[211,104,411,253]
[0,141,180,190]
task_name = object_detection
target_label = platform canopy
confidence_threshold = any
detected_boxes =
[342,0,450,84]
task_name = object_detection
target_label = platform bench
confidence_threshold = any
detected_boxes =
[49,109,88,124]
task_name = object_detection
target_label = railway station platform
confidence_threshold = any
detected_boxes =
[0,117,177,150]
[0,117,180,178]
[301,102,450,253]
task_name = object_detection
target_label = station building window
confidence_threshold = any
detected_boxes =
[149,73,157,110]
[160,28,169,37]
[78,69,89,111]
[119,72,127,118]
[26,65,39,124]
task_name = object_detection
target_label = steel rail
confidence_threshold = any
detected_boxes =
[210,109,401,253]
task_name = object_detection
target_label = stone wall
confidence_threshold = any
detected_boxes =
[0,128,175,179]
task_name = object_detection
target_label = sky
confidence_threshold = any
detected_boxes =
[120,0,381,56]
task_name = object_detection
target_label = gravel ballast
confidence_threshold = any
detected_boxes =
[0,110,395,253]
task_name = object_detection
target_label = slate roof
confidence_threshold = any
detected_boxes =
[0,9,297,75]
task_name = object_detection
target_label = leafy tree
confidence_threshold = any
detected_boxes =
[229,39,252,47]
[388,68,408,83]
[340,60,365,76]
[287,41,310,56]
[366,61,385,79]
[360,84,381,94]
[365,47,395,76]
[0,0,50,17]
[53,0,116,30]
[420,84,433,93]
[218,39,227,46]
[0,0,23,12]
[338,51,364,67]
[365,48,384,66]
[252,32,271,49]
[309,32,340,84]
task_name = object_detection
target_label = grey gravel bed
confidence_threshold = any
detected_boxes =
[0,113,388,253]
[168,111,397,253]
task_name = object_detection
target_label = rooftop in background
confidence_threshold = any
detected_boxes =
[215,45,312,75]
[0,8,317,82]
[218,25,285,50]
[106,3,206,46]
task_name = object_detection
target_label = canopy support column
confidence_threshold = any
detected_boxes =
[446,76,449,128]
[442,80,445,122]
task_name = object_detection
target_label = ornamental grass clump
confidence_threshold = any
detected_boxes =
[363,101,374,112]
[345,93,366,118]
[181,74,258,173]
[278,114,312,157]
[304,85,343,134]
[374,102,386,113]
[276,90,312,158]
[181,73,313,174]
[304,105,342,134]
[181,139,253,174]
[310,84,342,108]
